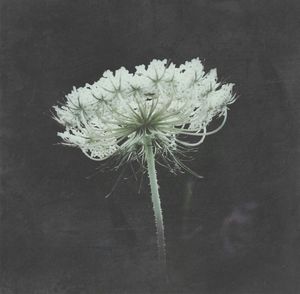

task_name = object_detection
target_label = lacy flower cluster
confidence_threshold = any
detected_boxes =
[53,58,236,172]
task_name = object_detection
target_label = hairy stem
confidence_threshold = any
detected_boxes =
[143,137,167,273]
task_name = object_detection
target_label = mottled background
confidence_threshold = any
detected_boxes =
[0,0,299,293]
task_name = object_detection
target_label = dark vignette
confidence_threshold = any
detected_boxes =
[0,1,299,293]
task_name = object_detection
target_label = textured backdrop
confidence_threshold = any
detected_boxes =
[1,0,299,293]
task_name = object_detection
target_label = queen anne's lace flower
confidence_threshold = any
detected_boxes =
[53,58,237,271]
[53,58,236,173]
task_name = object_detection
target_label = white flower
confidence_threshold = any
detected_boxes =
[53,58,236,173]
[53,58,237,269]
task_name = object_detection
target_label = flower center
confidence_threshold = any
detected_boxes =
[134,116,157,135]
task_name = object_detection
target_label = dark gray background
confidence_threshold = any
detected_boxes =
[1,0,299,293]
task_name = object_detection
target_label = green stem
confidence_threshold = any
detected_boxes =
[143,137,167,272]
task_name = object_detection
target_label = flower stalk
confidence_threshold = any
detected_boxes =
[143,136,167,272]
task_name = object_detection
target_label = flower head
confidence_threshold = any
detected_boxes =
[53,58,236,173]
